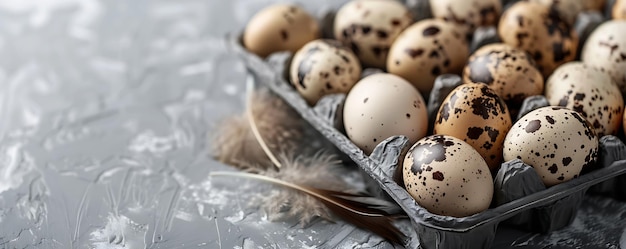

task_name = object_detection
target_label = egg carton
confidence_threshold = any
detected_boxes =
[231,38,626,248]
[229,2,626,249]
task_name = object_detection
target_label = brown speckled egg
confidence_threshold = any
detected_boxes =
[545,62,624,137]
[343,73,428,154]
[387,19,468,95]
[463,43,544,107]
[503,106,598,186]
[403,135,493,217]
[289,40,362,105]
[429,0,502,36]
[614,0,626,19]
[334,0,413,69]
[582,20,626,95]
[498,2,578,77]
[530,0,583,25]
[434,83,512,170]
[243,4,320,58]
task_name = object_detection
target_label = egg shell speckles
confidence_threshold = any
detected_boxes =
[343,73,428,155]
[530,0,584,25]
[498,2,578,77]
[289,40,362,105]
[582,20,626,96]
[614,0,626,20]
[545,62,624,137]
[387,19,468,95]
[403,135,493,217]
[434,83,512,170]
[243,4,320,58]
[334,0,413,69]
[463,43,544,107]
[504,106,598,187]
[429,0,502,36]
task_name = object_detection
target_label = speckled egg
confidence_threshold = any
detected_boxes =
[343,73,428,155]
[434,83,512,170]
[463,43,544,107]
[387,19,468,95]
[334,0,413,69]
[545,62,624,137]
[289,40,362,105]
[243,4,320,58]
[530,0,584,25]
[403,135,493,217]
[429,0,502,35]
[498,1,578,77]
[613,0,626,19]
[582,20,626,95]
[503,106,598,186]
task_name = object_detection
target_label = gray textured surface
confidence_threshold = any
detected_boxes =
[0,0,625,248]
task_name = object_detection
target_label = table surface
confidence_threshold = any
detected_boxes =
[0,0,625,248]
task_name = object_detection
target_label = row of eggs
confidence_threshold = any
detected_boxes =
[243,0,626,217]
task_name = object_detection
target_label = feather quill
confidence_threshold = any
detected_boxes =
[210,169,407,244]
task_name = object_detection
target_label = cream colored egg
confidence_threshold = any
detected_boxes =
[343,73,428,154]
[498,2,578,77]
[244,4,320,58]
[503,107,598,187]
[463,43,544,107]
[387,19,468,95]
[582,20,626,97]
[545,62,624,137]
[403,135,493,217]
[289,40,362,105]
[429,0,502,35]
[434,83,512,170]
[334,0,413,69]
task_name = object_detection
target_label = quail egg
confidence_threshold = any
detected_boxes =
[290,39,362,105]
[244,4,320,58]
[403,135,493,217]
[503,106,598,186]
[334,0,413,69]
[429,0,502,36]
[582,20,626,95]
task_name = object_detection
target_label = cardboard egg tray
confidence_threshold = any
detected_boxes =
[230,2,626,248]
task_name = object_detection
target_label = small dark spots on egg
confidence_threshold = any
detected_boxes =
[405,48,424,58]
[557,176,565,181]
[362,26,372,34]
[546,116,555,124]
[373,138,377,142]
[562,157,572,166]
[376,30,388,39]
[364,98,368,103]
[432,171,444,181]
[548,164,558,174]
[432,66,441,76]
[466,127,484,140]
[406,113,411,119]
[280,30,289,41]
[423,26,440,36]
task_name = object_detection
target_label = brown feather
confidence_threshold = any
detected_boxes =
[211,165,407,244]
[210,90,302,170]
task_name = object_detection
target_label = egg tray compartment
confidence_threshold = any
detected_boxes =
[230,35,626,248]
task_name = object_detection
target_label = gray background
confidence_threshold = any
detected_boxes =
[0,0,624,248]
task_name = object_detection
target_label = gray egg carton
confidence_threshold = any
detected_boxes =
[230,37,626,248]
[229,1,626,248]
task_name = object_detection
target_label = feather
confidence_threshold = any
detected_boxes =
[211,153,408,245]
[210,90,302,170]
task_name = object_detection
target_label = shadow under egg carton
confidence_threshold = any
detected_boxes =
[230,35,626,248]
